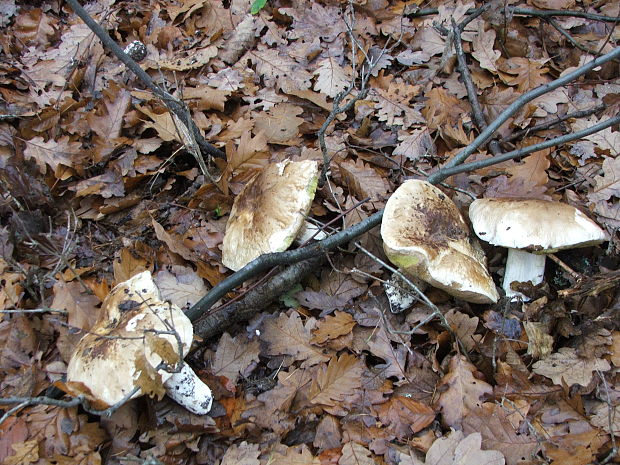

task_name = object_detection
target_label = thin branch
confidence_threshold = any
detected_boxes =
[451,17,501,156]
[426,46,620,184]
[65,0,225,161]
[505,104,605,142]
[407,7,620,23]
[429,114,620,182]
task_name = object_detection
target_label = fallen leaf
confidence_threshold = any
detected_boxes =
[211,332,260,384]
[437,355,493,429]
[532,347,611,387]
[309,354,364,407]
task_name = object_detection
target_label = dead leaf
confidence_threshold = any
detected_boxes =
[532,347,611,387]
[437,355,493,429]
[211,332,260,384]
[311,311,356,344]
[309,354,364,407]
[260,312,330,366]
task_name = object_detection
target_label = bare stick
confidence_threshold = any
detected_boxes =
[427,46,620,184]
[65,0,225,161]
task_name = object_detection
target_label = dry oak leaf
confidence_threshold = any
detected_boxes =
[4,439,39,465]
[422,87,470,132]
[313,58,350,98]
[260,312,330,366]
[532,347,611,387]
[367,325,408,380]
[309,353,364,407]
[462,402,538,465]
[311,311,356,344]
[13,8,55,47]
[376,396,436,438]
[471,26,500,73]
[154,266,208,309]
[220,441,260,465]
[157,46,218,71]
[50,279,101,331]
[444,309,479,352]
[23,136,82,173]
[498,57,550,93]
[572,116,620,156]
[250,47,313,93]
[408,429,505,465]
[337,158,390,202]
[152,219,196,262]
[269,444,320,465]
[373,80,424,128]
[211,332,260,385]
[393,128,436,162]
[588,156,620,202]
[338,441,374,465]
[254,104,304,144]
[484,148,550,199]
[437,354,493,430]
[86,82,131,141]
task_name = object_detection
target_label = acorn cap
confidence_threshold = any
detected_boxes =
[222,160,319,271]
[469,198,608,253]
[66,271,194,409]
[381,180,499,304]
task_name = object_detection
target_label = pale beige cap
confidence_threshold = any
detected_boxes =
[381,180,499,304]
[222,160,319,271]
[469,198,608,252]
[66,271,194,408]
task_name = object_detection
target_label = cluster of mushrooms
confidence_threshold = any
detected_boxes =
[65,161,607,414]
[382,180,608,303]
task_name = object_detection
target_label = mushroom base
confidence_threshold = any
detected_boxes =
[503,248,546,301]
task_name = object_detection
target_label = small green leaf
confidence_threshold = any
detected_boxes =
[250,0,268,15]
[279,283,303,308]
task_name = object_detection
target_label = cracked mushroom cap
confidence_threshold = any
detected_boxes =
[381,180,499,304]
[469,198,608,252]
[66,271,194,409]
[222,159,319,271]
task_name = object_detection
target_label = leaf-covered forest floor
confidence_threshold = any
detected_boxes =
[1,0,620,464]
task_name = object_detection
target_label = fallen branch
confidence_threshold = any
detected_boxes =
[187,45,620,329]
[65,0,226,162]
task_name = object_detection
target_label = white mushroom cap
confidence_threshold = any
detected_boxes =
[469,198,608,300]
[468,198,608,252]
[381,180,499,304]
[222,160,319,271]
[66,271,212,413]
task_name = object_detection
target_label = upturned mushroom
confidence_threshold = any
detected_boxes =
[381,180,499,304]
[66,271,212,415]
[222,159,319,271]
[469,198,608,300]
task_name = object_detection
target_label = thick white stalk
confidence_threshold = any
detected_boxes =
[503,248,546,301]
[164,363,213,415]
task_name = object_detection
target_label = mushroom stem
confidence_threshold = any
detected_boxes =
[503,248,546,300]
[164,363,213,415]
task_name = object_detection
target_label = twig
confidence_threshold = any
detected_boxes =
[407,7,620,23]
[451,17,501,155]
[193,257,323,339]
[427,46,620,184]
[545,17,601,56]
[597,370,618,464]
[505,104,605,142]
[0,387,139,426]
[428,114,620,182]
[65,0,225,162]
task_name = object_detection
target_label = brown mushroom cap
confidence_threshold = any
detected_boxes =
[66,271,193,409]
[469,198,608,252]
[222,160,319,271]
[381,180,499,304]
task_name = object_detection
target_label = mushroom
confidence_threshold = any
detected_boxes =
[381,180,499,304]
[469,198,608,300]
[66,271,212,415]
[222,159,319,271]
